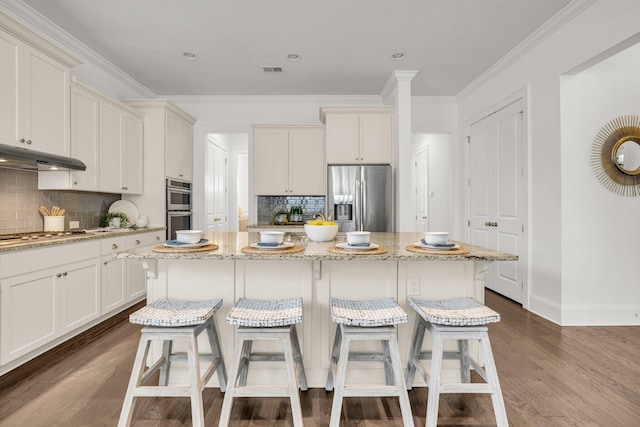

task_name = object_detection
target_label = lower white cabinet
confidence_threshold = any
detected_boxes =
[126,232,163,300]
[0,241,100,365]
[101,236,127,314]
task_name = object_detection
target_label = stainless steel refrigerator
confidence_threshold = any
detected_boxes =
[327,165,393,232]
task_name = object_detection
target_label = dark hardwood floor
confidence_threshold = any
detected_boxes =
[0,291,639,426]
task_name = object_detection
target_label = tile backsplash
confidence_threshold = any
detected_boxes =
[0,168,120,234]
[257,196,325,224]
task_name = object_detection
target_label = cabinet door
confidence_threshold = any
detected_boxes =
[178,118,193,181]
[99,102,123,193]
[359,113,392,163]
[22,45,70,156]
[60,258,100,333]
[289,128,325,195]
[325,114,359,164]
[122,113,144,194]
[1,269,57,365]
[70,84,100,191]
[254,128,289,195]
[0,30,20,147]
[101,256,126,314]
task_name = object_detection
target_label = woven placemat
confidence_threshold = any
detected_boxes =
[327,245,388,255]
[406,244,470,255]
[241,245,305,254]
[152,243,218,253]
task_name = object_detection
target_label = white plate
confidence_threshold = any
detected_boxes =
[164,239,210,249]
[108,200,139,225]
[415,242,459,251]
[250,242,295,250]
[336,242,380,251]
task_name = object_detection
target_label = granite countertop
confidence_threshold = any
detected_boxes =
[0,227,166,253]
[117,231,517,262]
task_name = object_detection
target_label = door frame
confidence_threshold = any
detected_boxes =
[463,87,529,308]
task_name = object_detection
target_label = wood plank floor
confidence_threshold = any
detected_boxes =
[0,291,639,426]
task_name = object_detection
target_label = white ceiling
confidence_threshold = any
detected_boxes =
[18,0,573,96]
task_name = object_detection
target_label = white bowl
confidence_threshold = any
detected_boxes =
[424,231,449,245]
[304,224,339,242]
[175,230,203,244]
[346,231,371,245]
[260,231,285,244]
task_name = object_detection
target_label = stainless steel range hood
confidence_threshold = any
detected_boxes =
[0,143,86,171]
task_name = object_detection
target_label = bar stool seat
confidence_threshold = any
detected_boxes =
[218,297,307,427]
[405,297,508,427]
[118,298,228,427]
[326,298,414,427]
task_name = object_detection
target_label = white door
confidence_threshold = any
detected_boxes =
[469,99,526,303]
[414,149,428,232]
[207,141,228,232]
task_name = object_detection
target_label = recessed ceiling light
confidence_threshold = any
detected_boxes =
[391,52,405,60]
[287,53,301,61]
[183,52,198,60]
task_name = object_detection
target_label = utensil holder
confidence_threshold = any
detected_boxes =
[44,216,65,232]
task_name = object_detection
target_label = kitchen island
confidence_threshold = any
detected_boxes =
[118,231,516,387]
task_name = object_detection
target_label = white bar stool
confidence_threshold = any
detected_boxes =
[118,298,228,427]
[405,297,508,427]
[218,297,307,427]
[326,298,414,427]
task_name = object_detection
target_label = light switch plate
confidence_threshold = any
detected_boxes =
[408,278,420,296]
[69,220,80,229]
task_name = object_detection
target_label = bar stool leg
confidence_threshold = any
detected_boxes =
[159,340,172,386]
[329,324,351,427]
[290,325,308,391]
[480,335,509,427]
[388,333,414,426]
[282,330,304,427]
[205,317,228,392]
[382,339,394,385]
[118,334,152,427]
[218,335,245,427]
[186,333,205,427]
[458,339,471,383]
[426,332,444,427]
[405,317,427,390]
[325,324,342,391]
[237,340,252,386]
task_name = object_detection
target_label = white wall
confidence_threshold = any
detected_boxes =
[412,133,452,233]
[560,42,640,325]
[457,0,640,325]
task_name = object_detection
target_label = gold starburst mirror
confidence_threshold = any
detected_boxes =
[591,115,640,196]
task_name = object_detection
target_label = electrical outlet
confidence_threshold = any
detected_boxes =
[69,220,80,229]
[408,277,420,296]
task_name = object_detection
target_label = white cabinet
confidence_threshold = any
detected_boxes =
[253,126,325,195]
[166,109,193,181]
[0,13,79,156]
[0,241,100,365]
[38,79,144,195]
[320,107,393,164]
[100,236,127,314]
[99,99,144,194]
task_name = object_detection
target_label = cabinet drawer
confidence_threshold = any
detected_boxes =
[0,240,100,279]
[100,236,127,255]
[127,232,164,249]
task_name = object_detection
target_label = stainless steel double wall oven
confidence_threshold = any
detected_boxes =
[166,179,192,240]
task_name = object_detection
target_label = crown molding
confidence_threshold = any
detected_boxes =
[380,70,418,102]
[412,96,457,105]
[165,94,384,105]
[456,0,597,101]
[0,0,156,98]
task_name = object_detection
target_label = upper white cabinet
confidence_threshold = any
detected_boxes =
[166,109,194,181]
[123,100,196,181]
[320,107,393,164]
[0,12,80,156]
[253,126,325,195]
[39,79,144,195]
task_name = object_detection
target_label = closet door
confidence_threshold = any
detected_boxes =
[469,99,525,303]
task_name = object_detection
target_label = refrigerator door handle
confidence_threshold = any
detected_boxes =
[355,179,360,231]
[360,178,366,232]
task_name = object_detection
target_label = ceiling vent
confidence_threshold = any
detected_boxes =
[262,66,284,73]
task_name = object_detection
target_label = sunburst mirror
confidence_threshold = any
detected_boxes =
[591,115,640,196]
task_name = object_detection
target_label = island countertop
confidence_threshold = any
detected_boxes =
[116,231,516,261]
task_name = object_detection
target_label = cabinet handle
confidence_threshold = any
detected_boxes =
[155,236,161,240]
[63,272,68,276]
[135,239,141,245]
[20,138,25,143]
[57,273,62,278]
[112,243,118,249]
[27,140,32,144]
[121,186,128,190]
[179,173,183,177]
[73,181,78,185]
[104,261,108,265]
